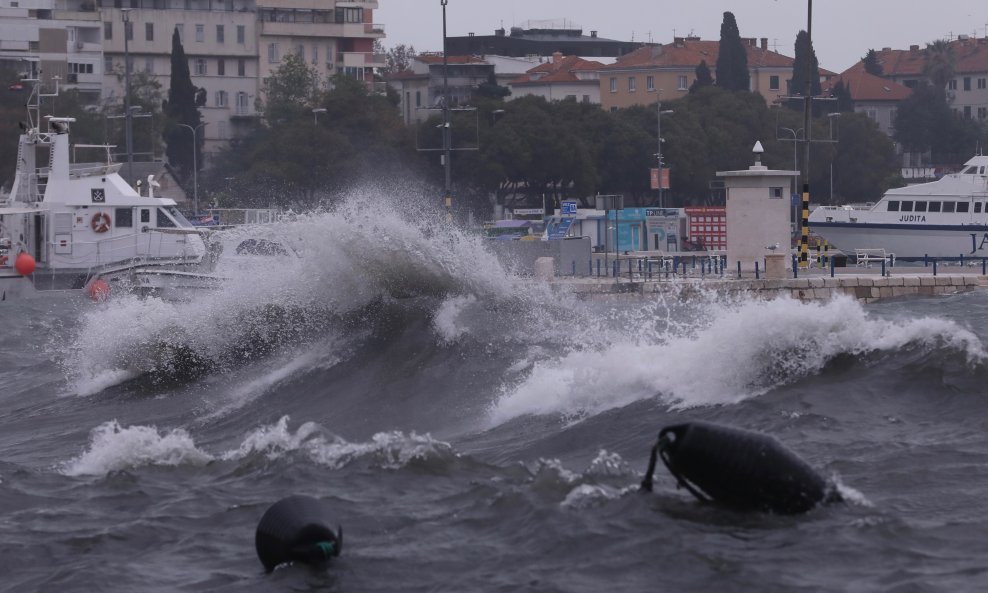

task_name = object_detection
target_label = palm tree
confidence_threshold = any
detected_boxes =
[923,40,956,91]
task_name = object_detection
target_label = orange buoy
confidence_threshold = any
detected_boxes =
[86,278,111,302]
[14,252,36,276]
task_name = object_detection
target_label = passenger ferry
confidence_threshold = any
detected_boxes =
[0,77,210,300]
[808,155,988,260]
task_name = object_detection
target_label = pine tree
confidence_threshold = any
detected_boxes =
[715,12,750,92]
[163,26,203,186]
[832,79,853,112]
[689,60,714,93]
[862,49,883,76]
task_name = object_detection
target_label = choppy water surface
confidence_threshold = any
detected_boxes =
[3,193,988,592]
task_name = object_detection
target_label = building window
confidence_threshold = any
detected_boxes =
[964,105,972,118]
[628,77,636,92]
[237,25,245,44]
[144,57,154,73]
[948,79,957,90]
[646,75,654,91]
[964,77,971,91]
[979,107,987,120]
[268,43,279,63]
[296,45,305,60]
[145,22,153,41]
[979,78,987,90]
[769,75,780,90]
[677,75,688,90]
[415,90,421,107]
[238,58,246,76]
[104,55,113,73]
[335,7,362,23]
[236,91,249,115]
[217,58,225,76]
[104,21,112,40]
[195,24,204,42]
[583,95,590,103]
[194,58,206,75]
[216,24,224,44]
[609,77,617,93]
[215,90,228,107]
[217,120,227,140]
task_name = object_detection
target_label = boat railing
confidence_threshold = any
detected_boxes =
[50,230,204,268]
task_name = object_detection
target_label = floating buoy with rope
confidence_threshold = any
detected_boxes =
[255,495,342,573]
[14,252,36,276]
[91,212,111,233]
[640,421,842,514]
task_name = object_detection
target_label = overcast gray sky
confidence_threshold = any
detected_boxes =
[376,1,988,73]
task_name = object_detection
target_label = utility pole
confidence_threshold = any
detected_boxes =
[441,0,452,221]
[122,8,134,185]
[799,0,813,268]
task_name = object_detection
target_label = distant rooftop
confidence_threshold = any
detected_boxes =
[446,23,640,58]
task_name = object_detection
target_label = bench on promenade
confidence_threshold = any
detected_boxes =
[854,248,895,267]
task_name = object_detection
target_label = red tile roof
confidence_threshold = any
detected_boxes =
[872,38,988,77]
[601,38,794,71]
[511,55,606,85]
[829,63,912,101]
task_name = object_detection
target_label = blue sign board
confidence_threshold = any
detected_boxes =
[561,201,577,216]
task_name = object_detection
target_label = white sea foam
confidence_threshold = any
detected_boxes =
[490,294,987,424]
[432,295,478,344]
[56,192,520,395]
[60,420,213,476]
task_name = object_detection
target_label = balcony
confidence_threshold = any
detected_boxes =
[336,0,379,8]
[258,20,384,39]
[339,51,386,69]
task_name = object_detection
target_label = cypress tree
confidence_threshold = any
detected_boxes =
[163,26,203,185]
[715,12,749,92]
[791,30,822,98]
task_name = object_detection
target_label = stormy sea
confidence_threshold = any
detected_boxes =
[3,191,988,592]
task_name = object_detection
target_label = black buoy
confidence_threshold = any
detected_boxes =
[255,495,343,573]
[641,421,841,514]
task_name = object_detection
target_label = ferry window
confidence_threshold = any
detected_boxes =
[962,166,977,174]
[943,201,956,212]
[900,201,913,212]
[928,201,941,212]
[914,201,927,212]
[976,202,983,214]
[156,208,176,228]
[957,201,970,213]
[115,208,133,228]
[140,209,150,223]
[887,201,900,211]
[166,207,192,227]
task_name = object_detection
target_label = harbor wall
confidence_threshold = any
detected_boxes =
[552,274,984,303]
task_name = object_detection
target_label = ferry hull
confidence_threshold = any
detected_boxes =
[810,222,988,260]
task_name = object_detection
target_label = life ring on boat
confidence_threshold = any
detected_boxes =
[91,212,112,233]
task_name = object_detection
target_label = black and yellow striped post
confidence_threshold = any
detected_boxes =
[823,239,829,266]
[799,183,810,268]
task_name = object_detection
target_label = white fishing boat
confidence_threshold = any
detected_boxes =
[0,78,212,300]
[808,155,988,260]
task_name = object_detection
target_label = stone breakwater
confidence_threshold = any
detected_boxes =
[550,273,986,303]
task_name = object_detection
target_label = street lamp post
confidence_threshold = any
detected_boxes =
[312,107,326,125]
[655,92,673,208]
[177,122,207,215]
[121,8,134,184]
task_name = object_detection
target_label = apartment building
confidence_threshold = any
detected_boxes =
[0,0,104,100]
[0,0,385,162]
[599,37,796,111]
[867,37,988,122]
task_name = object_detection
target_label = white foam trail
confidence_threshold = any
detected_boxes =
[490,294,987,424]
[60,420,212,476]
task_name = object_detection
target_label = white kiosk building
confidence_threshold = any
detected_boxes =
[718,142,799,276]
